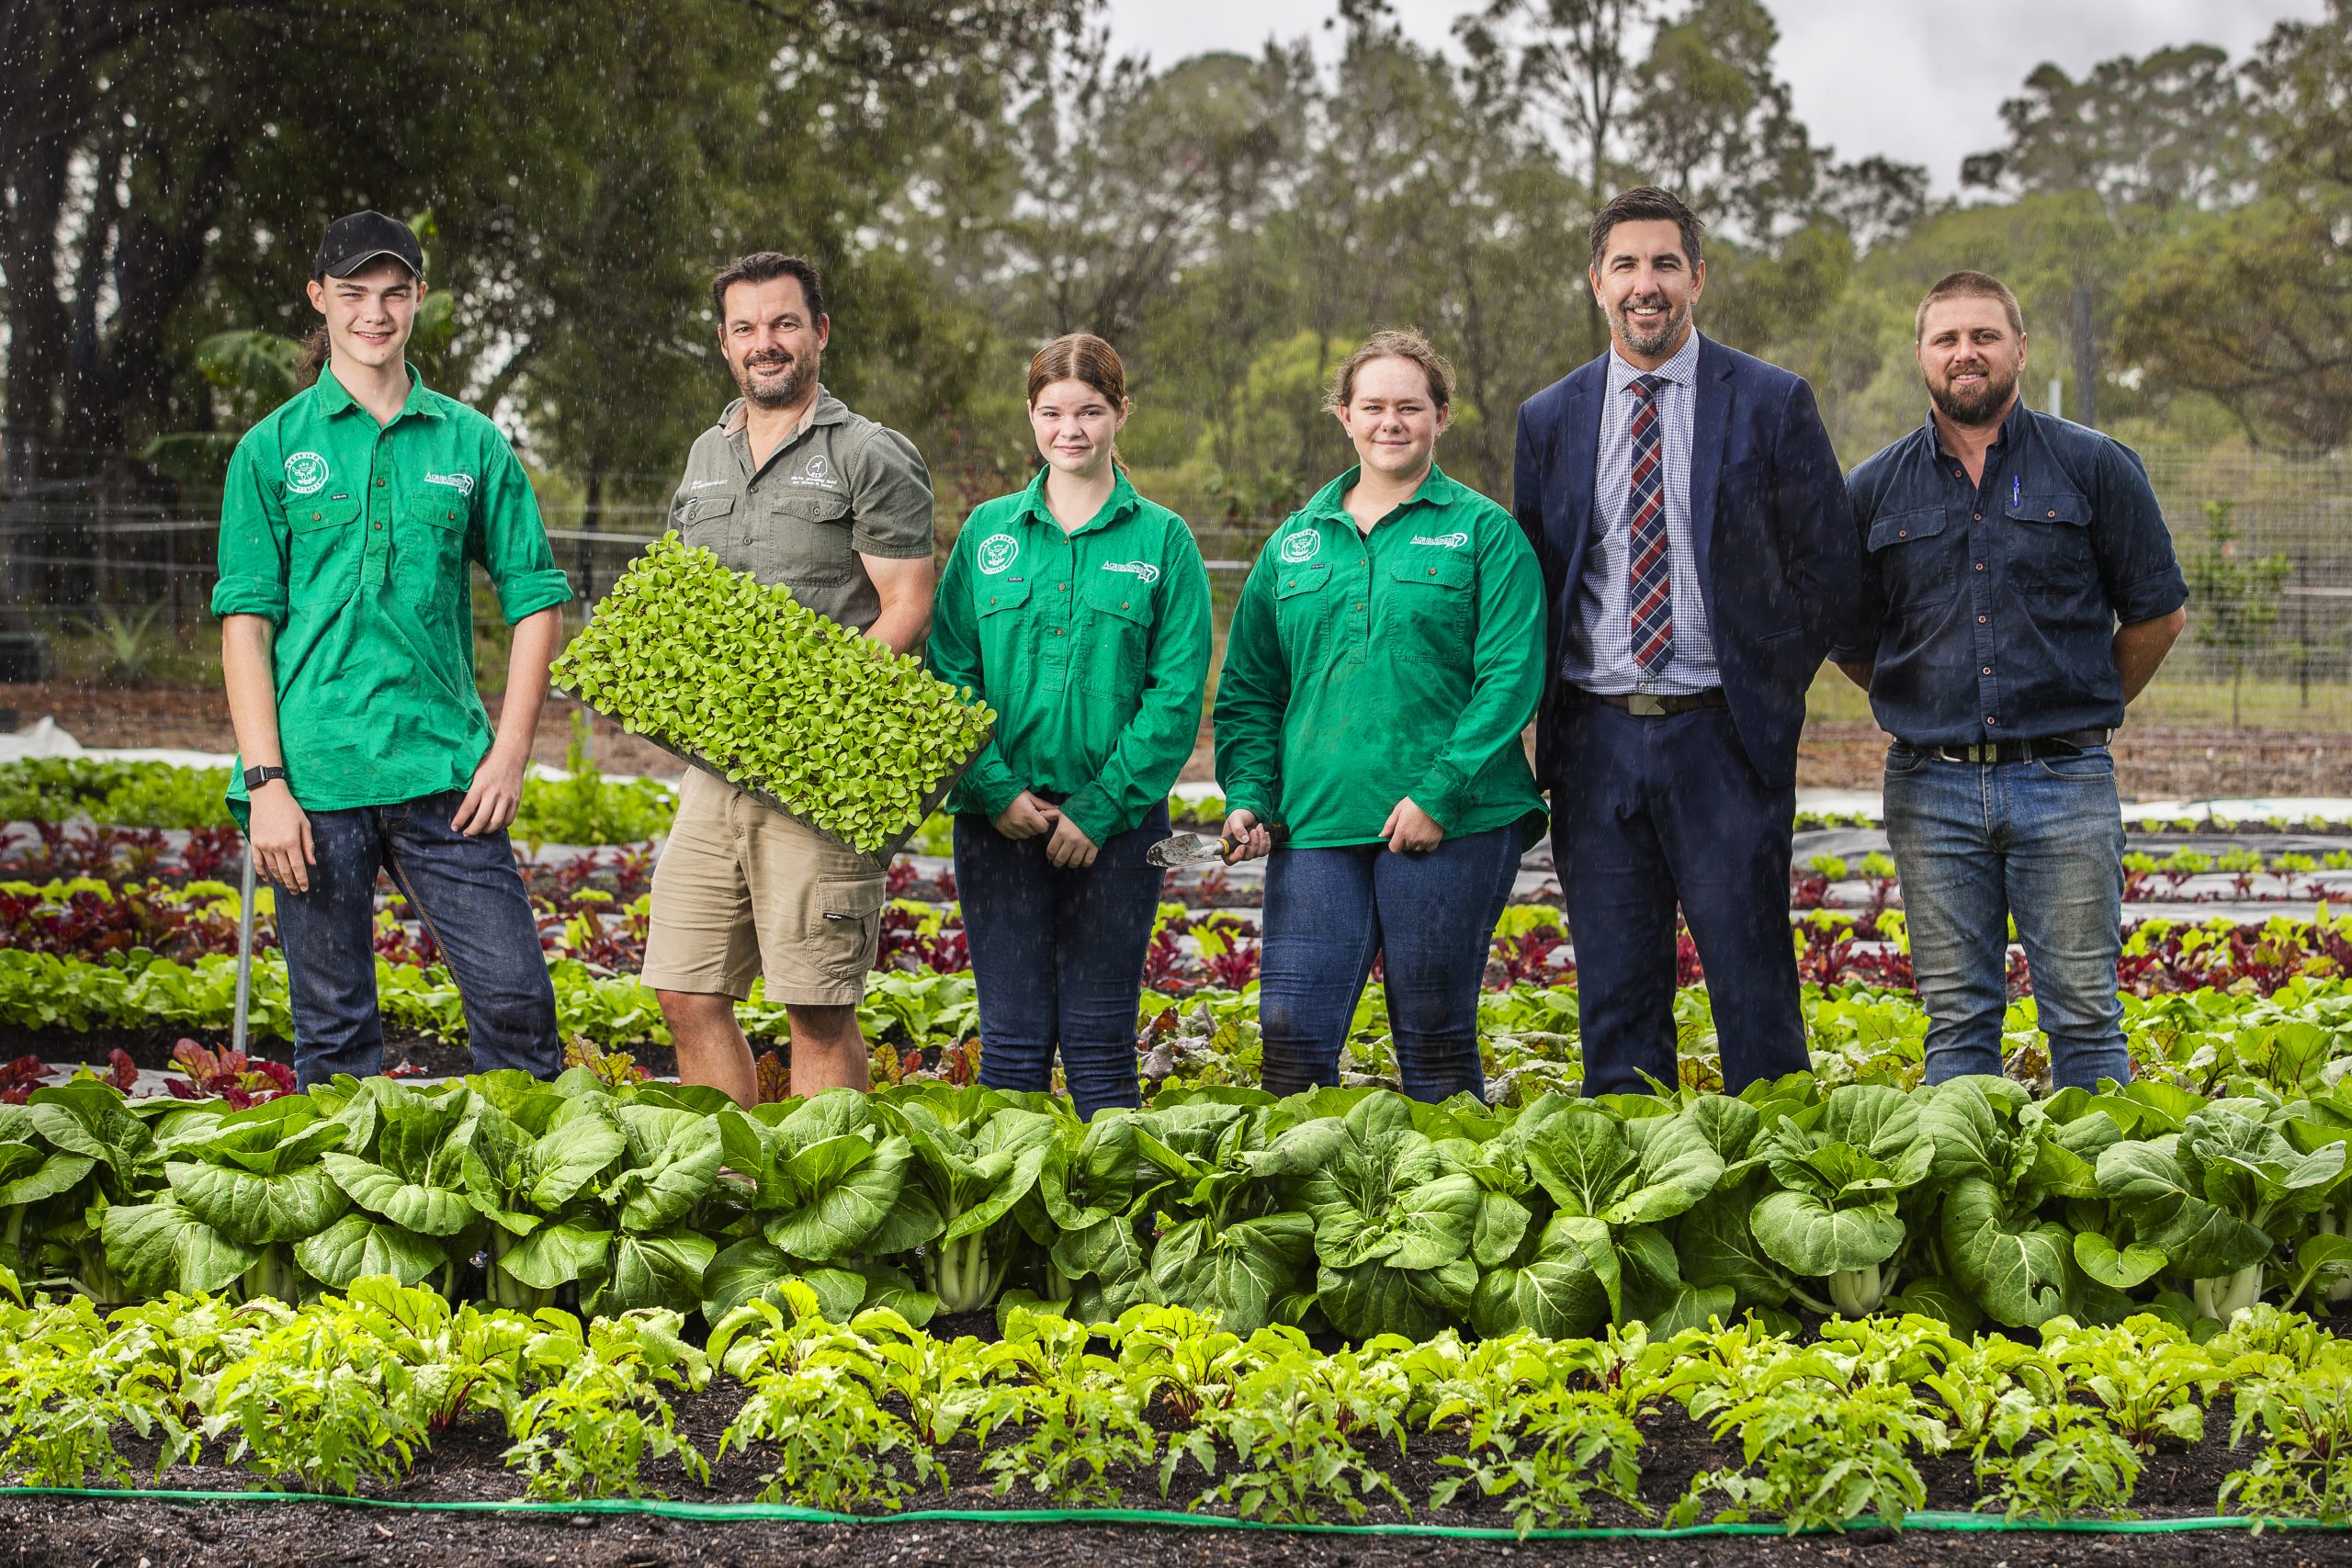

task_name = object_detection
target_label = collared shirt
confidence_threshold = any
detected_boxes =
[668,387,934,633]
[1838,400,2188,745]
[211,362,572,815]
[1565,331,1720,694]
[1214,464,1546,848]
[929,467,1213,843]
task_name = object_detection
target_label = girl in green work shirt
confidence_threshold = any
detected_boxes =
[1216,330,1546,1104]
[929,334,1213,1118]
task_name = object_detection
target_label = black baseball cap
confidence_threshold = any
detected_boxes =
[312,210,424,281]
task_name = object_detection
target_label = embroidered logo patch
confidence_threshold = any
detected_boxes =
[283,452,330,496]
[977,534,1020,575]
[1411,531,1468,548]
[790,454,841,490]
[1278,531,1320,564]
[424,471,475,497]
[1102,559,1161,585]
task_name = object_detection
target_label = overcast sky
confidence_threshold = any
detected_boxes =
[1100,0,2324,193]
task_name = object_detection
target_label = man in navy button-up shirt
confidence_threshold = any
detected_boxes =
[1834,270,2188,1090]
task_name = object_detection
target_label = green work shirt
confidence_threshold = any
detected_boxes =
[929,468,1213,844]
[1213,464,1545,849]
[210,362,573,814]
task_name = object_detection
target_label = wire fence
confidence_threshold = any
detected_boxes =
[2,443,2346,729]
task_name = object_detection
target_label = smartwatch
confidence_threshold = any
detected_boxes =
[243,764,288,792]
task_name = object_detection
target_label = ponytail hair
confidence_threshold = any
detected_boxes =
[1027,333,1130,473]
[295,325,332,389]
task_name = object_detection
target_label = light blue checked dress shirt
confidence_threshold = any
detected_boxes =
[1562,332,1721,695]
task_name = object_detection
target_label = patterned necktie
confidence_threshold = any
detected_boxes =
[1625,373,1673,675]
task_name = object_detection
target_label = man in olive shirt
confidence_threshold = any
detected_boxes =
[213,211,572,1089]
[643,252,937,1104]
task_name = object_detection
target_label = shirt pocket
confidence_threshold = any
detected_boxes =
[288,495,364,609]
[1080,572,1152,695]
[2006,488,2095,595]
[1385,550,1474,662]
[678,493,735,553]
[752,488,857,589]
[1272,561,1336,663]
[401,492,471,614]
[1866,505,1958,608]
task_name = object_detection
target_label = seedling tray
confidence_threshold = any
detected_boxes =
[579,703,985,863]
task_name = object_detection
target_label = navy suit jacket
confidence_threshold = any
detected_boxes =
[1511,333,1864,792]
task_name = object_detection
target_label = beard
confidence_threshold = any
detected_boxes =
[1611,289,1690,359]
[1926,358,2019,426]
[734,348,814,410]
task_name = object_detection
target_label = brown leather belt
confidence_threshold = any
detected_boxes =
[1589,688,1728,716]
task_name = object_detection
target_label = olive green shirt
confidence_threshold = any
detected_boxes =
[668,388,935,632]
[930,468,1212,844]
[210,363,573,814]
[1212,465,1546,849]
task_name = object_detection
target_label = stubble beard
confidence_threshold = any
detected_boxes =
[1613,292,1690,360]
[737,351,814,411]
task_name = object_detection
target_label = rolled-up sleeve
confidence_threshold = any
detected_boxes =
[849,427,937,558]
[476,440,572,625]
[211,435,291,626]
[2094,442,2188,626]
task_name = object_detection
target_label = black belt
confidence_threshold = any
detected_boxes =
[1903,728,2111,764]
[1589,688,1728,716]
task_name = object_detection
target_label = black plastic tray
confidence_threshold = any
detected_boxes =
[582,706,985,863]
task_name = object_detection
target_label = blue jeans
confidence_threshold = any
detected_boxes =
[954,802,1169,1120]
[1882,743,2129,1089]
[273,791,560,1089]
[1257,825,1522,1103]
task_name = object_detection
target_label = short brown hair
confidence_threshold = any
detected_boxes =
[710,252,825,327]
[1589,186,1704,274]
[1324,329,1455,416]
[1915,270,2023,341]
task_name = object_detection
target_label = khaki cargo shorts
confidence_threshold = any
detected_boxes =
[641,767,889,1005]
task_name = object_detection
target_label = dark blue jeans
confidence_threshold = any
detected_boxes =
[273,791,560,1089]
[1883,743,2130,1089]
[1257,825,1521,1104]
[954,802,1169,1120]
[1552,699,1807,1097]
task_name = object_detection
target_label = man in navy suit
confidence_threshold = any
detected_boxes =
[1512,186,1865,1096]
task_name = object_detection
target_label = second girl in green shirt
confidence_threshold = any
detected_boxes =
[930,333,1212,1118]
[1216,329,1546,1104]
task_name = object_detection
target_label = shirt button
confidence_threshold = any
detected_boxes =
[311,513,322,522]
[2047,509,2057,518]
[1973,513,1982,521]
[1897,530,1907,538]
[1121,602,1129,610]
[1428,566,1438,574]
[1987,716,1999,726]
[1982,666,1992,674]
[1977,615,1988,624]
[375,479,386,488]
[372,524,381,531]
[1975,562,1985,570]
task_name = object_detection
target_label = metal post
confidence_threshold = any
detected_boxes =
[232,834,257,1055]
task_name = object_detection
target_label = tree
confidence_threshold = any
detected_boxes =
[2181,501,2292,728]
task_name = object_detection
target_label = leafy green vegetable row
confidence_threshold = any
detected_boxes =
[548,535,994,853]
[6,1268,2352,1530]
[13,1063,2352,1342]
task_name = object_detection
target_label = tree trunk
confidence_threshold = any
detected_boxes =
[2070,276,2098,429]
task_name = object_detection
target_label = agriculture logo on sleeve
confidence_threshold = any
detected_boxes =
[790,454,841,490]
[282,452,331,496]
[977,534,1020,575]
[1278,530,1320,564]
[1411,531,1468,548]
[1102,559,1161,585]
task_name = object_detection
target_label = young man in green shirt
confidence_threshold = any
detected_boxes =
[212,210,574,1089]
